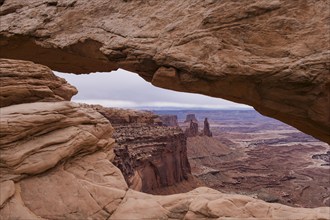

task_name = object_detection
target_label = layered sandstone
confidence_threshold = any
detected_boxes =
[94,106,194,194]
[0,101,115,182]
[0,102,125,219]
[185,120,199,137]
[0,59,77,107]
[0,0,329,143]
[0,59,330,219]
[203,118,213,137]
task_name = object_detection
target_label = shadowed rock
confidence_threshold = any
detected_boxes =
[185,120,199,137]
[0,0,329,143]
[203,117,212,137]
[95,106,193,194]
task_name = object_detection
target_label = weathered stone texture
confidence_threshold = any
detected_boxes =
[0,0,329,143]
[0,101,115,182]
[203,118,212,137]
[97,106,193,194]
[0,59,77,107]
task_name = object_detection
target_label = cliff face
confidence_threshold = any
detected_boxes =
[0,0,329,143]
[95,106,192,194]
[1,59,329,219]
[185,120,199,137]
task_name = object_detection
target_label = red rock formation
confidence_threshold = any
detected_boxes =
[203,118,213,137]
[184,114,198,123]
[159,115,178,127]
[0,0,329,143]
[95,106,192,194]
[185,120,199,137]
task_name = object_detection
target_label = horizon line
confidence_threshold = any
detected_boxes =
[73,99,253,110]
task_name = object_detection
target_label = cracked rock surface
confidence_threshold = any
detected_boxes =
[0,59,77,107]
[0,0,329,143]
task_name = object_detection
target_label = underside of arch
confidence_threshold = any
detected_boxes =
[0,0,329,143]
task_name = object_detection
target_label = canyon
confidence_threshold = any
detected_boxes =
[0,0,330,219]
[156,110,330,208]
[1,59,329,219]
[92,106,199,195]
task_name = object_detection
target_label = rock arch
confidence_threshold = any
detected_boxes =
[0,0,329,143]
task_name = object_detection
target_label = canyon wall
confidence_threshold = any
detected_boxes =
[93,106,193,194]
[1,58,329,219]
[0,0,329,143]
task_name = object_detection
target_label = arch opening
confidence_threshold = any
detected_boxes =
[55,69,330,208]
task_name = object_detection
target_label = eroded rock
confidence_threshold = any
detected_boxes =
[185,120,199,137]
[159,115,178,127]
[184,114,198,123]
[0,101,114,181]
[0,59,77,107]
[0,181,15,207]
[96,107,193,194]
[110,187,330,220]
[202,118,212,137]
[0,0,329,143]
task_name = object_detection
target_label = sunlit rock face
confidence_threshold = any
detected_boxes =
[1,59,330,219]
[0,0,329,143]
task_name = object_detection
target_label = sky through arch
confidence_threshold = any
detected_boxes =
[55,69,252,110]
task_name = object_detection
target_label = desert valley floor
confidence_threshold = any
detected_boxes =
[154,109,330,208]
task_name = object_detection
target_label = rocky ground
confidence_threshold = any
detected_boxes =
[155,110,330,208]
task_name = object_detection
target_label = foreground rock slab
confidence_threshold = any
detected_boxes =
[0,59,77,107]
[0,101,114,181]
[0,0,329,143]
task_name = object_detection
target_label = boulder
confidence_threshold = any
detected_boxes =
[0,59,77,107]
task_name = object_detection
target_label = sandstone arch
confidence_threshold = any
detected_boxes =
[0,0,329,143]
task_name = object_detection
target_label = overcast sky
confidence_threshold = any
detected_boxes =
[54,69,251,109]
